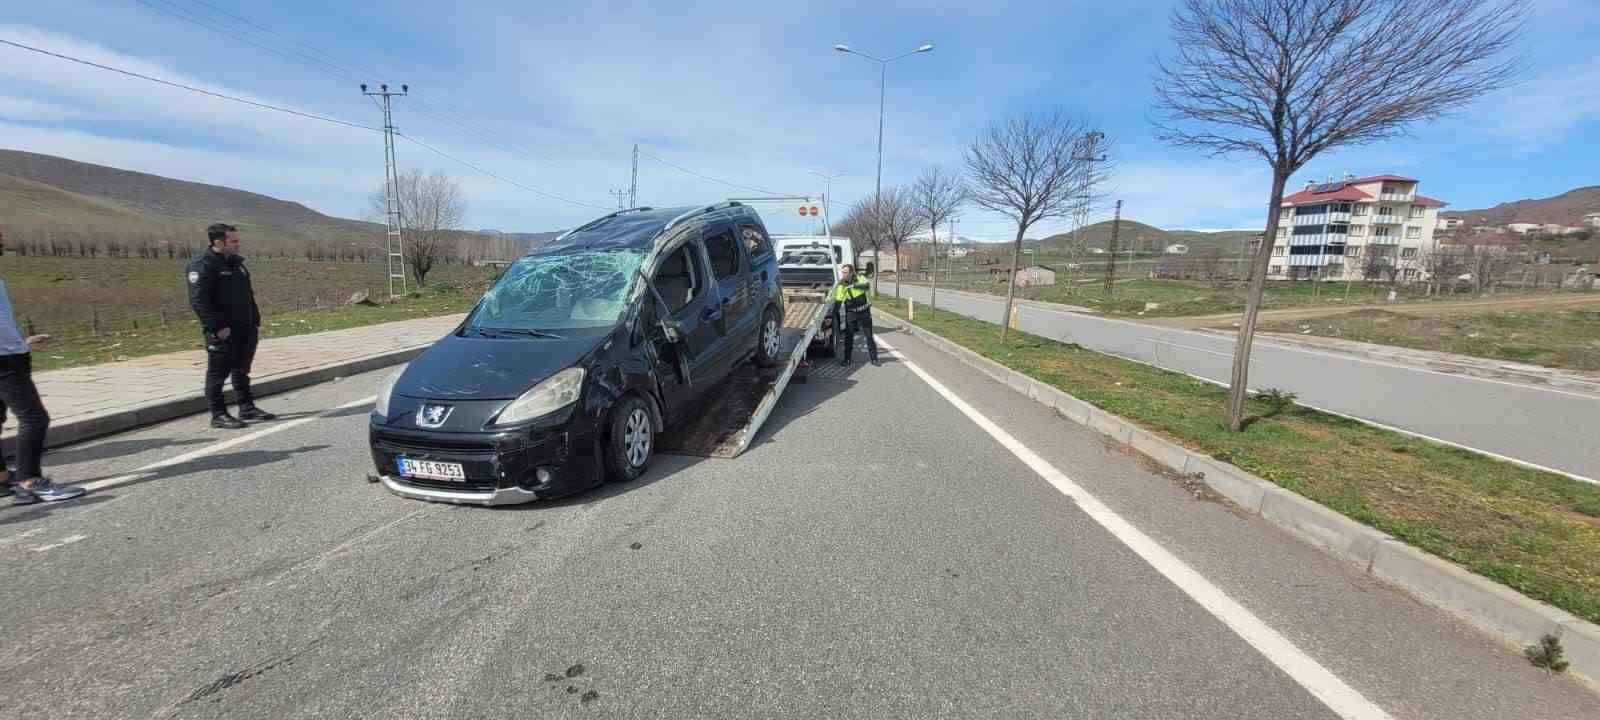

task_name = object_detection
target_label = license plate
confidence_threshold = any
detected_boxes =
[397,458,466,481]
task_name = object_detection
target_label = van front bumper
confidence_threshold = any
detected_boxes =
[368,420,602,506]
[374,474,542,506]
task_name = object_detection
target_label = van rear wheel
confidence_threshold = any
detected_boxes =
[754,306,781,367]
[603,396,653,483]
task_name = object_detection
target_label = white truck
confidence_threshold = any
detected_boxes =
[773,234,855,359]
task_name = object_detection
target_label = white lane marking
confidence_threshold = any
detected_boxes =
[75,395,377,493]
[29,534,88,552]
[875,334,1395,720]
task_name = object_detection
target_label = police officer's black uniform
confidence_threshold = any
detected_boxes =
[186,248,273,428]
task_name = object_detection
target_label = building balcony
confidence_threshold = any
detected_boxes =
[1367,235,1400,245]
[1289,232,1348,247]
[1328,210,1352,223]
[1371,214,1403,225]
[1379,192,1415,202]
[1293,214,1329,227]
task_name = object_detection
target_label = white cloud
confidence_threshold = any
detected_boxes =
[1489,55,1600,143]
[0,94,78,122]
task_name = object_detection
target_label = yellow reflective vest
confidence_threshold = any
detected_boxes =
[833,274,872,312]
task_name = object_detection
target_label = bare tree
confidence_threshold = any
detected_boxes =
[965,112,1103,341]
[911,166,967,316]
[873,186,921,300]
[1153,0,1524,431]
[369,169,466,287]
[835,198,881,286]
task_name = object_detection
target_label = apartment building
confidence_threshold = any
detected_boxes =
[1267,174,1447,282]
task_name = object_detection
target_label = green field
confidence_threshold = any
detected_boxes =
[1260,308,1600,374]
[875,297,1600,624]
[3,256,500,371]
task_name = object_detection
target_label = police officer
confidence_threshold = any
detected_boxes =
[188,223,275,429]
[832,263,880,367]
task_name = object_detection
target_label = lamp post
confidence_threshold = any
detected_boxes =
[833,42,934,210]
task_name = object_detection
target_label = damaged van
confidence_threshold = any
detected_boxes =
[368,202,785,505]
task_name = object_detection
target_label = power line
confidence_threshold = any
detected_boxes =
[637,150,784,196]
[0,36,610,211]
[397,132,611,210]
[158,0,569,170]
[0,38,379,132]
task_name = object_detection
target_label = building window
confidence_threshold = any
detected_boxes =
[1329,223,1349,235]
[1272,245,1285,256]
[1346,247,1362,259]
[1353,204,1369,216]
[1349,225,1366,237]
[1270,265,1283,275]
[1334,202,1352,213]
[1410,206,1425,219]
[1326,263,1344,275]
[1404,268,1419,280]
[1277,227,1287,238]
[1405,226,1421,239]
[1401,247,1418,259]
[1374,226,1393,237]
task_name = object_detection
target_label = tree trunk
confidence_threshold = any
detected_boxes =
[1000,227,1024,343]
[1225,170,1290,432]
[929,225,939,318]
[892,242,901,300]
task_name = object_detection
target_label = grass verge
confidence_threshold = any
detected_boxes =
[1259,308,1600,375]
[877,296,1600,624]
[26,283,475,372]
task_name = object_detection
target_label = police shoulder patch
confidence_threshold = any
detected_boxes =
[188,271,200,284]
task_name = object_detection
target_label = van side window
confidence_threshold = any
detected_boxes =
[652,244,700,315]
[704,228,741,280]
[739,224,773,263]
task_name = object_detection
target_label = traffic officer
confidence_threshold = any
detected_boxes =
[187,223,275,429]
[833,263,880,367]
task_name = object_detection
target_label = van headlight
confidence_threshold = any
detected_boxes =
[493,367,585,426]
[374,366,406,417]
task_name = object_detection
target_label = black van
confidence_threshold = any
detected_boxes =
[369,202,785,505]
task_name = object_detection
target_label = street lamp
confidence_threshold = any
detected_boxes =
[833,42,935,206]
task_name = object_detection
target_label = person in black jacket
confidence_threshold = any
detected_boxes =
[187,223,275,429]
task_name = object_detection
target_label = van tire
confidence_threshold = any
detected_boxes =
[603,395,653,483]
[754,305,781,368]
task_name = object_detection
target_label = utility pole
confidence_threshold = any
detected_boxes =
[362,83,409,298]
[610,189,629,209]
[630,144,639,208]
[1104,200,1122,297]
[1070,131,1107,296]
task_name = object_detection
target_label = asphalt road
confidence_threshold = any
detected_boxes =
[883,281,1599,481]
[2,333,1596,719]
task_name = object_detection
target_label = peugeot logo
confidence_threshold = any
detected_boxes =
[416,403,453,428]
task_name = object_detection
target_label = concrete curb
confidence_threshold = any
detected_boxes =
[20,344,430,450]
[874,309,1600,688]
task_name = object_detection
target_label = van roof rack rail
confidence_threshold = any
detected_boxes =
[663,201,745,232]
[553,206,658,242]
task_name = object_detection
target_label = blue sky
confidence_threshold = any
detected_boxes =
[2,0,1596,239]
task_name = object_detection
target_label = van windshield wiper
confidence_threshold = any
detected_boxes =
[482,327,565,340]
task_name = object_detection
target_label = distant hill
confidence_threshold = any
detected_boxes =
[1037,220,1256,256]
[0,150,557,261]
[1442,186,1600,227]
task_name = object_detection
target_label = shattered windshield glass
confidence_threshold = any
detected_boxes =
[466,248,647,333]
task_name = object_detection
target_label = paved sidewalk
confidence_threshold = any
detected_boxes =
[2,313,464,449]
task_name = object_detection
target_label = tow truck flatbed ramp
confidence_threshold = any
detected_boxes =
[657,298,828,458]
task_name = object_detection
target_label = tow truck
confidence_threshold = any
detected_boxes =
[654,232,854,459]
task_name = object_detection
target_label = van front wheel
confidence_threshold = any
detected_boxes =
[603,396,653,483]
[754,306,781,368]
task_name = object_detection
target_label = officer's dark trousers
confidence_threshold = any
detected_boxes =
[205,326,259,415]
[0,352,49,480]
[842,309,878,362]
